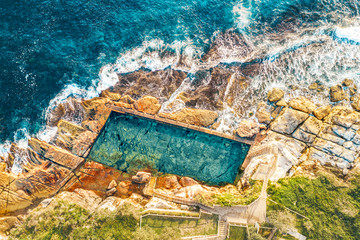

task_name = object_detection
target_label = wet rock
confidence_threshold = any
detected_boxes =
[134,96,161,115]
[255,102,272,124]
[47,97,85,127]
[201,30,253,63]
[342,78,354,87]
[157,175,181,190]
[330,85,346,102]
[0,216,20,234]
[235,120,259,138]
[350,85,358,96]
[270,108,309,134]
[113,69,186,99]
[179,177,199,187]
[159,108,219,127]
[267,88,284,102]
[314,105,331,120]
[288,96,316,114]
[100,90,121,101]
[309,82,318,90]
[132,171,151,184]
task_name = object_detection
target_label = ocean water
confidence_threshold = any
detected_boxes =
[1,0,360,162]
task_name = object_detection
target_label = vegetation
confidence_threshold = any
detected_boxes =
[267,172,360,239]
[9,200,217,240]
[141,213,218,237]
[228,226,248,240]
[211,180,262,206]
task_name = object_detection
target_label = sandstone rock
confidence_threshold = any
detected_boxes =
[300,116,323,135]
[113,101,134,109]
[113,69,186,99]
[107,180,117,190]
[29,138,84,170]
[318,124,346,145]
[97,196,140,213]
[81,97,112,132]
[116,181,132,197]
[292,128,316,143]
[255,102,272,124]
[120,95,135,104]
[56,120,97,156]
[179,177,199,187]
[55,188,102,212]
[324,106,360,128]
[134,96,161,115]
[132,172,151,184]
[0,162,6,172]
[267,88,284,102]
[157,175,181,190]
[351,94,360,111]
[306,147,350,169]
[352,130,360,145]
[314,105,331,120]
[47,97,85,127]
[289,96,316,114]
[159,108,219,127]
[330,85,346,102]
[0,216,20,234]
[332,124,355,141]
[100,90,121,101]
[145,197,178,210]
[235,120,259,138]
[309,82,318,90]
[342,78,354,87]
[270,108,309,134]
[106,188,117,196]
[174,185,207,200]
[312,138,356,163]
[276,99,287,107]
[350,85,358,96]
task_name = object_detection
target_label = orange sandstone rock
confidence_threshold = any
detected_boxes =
[159,108,219,127]
[134,96,161,115]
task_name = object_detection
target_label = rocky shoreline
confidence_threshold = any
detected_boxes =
[1,73,360,237]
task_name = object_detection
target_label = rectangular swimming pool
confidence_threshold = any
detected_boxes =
[87,111,250,185]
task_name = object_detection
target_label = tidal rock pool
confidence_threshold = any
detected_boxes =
[87,111,250,185]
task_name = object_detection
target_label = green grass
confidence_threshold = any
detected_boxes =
[141,213,218,237]
[211,180,262,206]
[228,226,247,240]
[267,174,360,240]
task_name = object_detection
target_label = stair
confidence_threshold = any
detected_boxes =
[218,218,227,239]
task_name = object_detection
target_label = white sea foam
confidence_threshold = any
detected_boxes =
[335,26,360,43]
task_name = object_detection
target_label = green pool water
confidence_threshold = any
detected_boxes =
[87,111,250,185]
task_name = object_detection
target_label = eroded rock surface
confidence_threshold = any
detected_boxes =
[159,108,219,127]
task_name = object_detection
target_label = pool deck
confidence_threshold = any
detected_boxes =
[106,104,254,146]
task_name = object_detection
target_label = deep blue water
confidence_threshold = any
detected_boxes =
[1,0,360,145]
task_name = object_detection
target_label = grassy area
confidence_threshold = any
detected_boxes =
[267,172,360,239]
[210,180,262,206]
[228,226,247,240]
[141,213,218,237]
[9,200,183,240]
